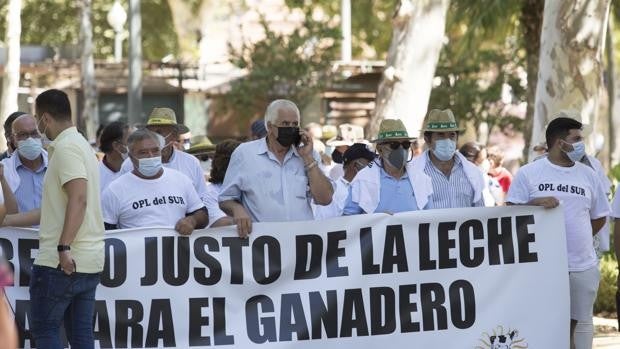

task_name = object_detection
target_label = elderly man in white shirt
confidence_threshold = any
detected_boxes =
[219,99,334,237]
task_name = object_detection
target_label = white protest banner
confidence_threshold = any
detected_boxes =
[0,205,569,348]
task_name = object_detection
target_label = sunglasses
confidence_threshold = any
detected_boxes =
[385,141,411,150]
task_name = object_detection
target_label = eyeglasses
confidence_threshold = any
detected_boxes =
[385,141,411,150]
[13,131,41,140]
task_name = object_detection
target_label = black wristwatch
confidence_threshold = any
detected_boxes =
[57,245,71,252]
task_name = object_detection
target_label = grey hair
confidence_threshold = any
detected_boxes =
[127,128,161,153]
[264,99,300,129]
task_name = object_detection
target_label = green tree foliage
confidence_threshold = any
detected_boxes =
[0,0,178,61]
[223,9,339,124]
[285,0,398,59]
[429,36,526,141]
[446,0,543,157]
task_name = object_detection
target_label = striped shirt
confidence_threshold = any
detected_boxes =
[13,154,47,213]
[424,155,484,209]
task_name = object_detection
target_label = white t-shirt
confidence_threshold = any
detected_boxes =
[312,176,350,219]
[584,155,612,253]
[102,168,205,229]
[612,193,620,219]
[99,161,123,193]
[507,158,610,271]
[205,182,227,227]
[120,149,208,204]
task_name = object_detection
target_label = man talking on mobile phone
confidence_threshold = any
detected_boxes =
[219,99,334,238]
[30,89,104,349]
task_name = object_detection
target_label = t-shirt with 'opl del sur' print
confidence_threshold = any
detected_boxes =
[507,158,610,272]
[102,168,204,229]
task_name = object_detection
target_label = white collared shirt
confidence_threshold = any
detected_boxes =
[313,176,350,219]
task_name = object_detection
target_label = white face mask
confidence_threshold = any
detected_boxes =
[137,156,162,177]
[17,137,43,161]
[155,133,173,151]
[119,148,129,160]
[563,140,586,162]
[432,139,456,161]
[479,159,491,173]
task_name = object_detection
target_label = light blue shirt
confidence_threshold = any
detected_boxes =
[218,138,319,222]
[343,166,418,215]
[424,155,484,209]
[14,154,47,212]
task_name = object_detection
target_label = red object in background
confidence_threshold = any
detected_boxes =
[490,167,513,193]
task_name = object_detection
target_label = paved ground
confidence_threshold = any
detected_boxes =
[595,317,620,348]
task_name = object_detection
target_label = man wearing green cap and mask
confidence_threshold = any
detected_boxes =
[415,109,485,209]
[343,119,432,215]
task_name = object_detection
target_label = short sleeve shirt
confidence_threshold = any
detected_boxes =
[121,149,208,204]
[205,182,227,227]
[99,160,123,193]
[102,168,204,229]
[507,158,610,271]
[36,127,104,273]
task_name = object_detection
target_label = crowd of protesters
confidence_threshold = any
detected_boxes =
[0,90,618,349]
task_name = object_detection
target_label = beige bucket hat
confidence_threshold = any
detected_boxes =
[370,119,416,143]
[421,109,464,132]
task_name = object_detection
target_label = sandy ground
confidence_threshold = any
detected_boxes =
[595,317,620,348]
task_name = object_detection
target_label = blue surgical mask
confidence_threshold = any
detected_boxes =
[137,156,162,177]
[564,141,585,162]
[432,138,456,161]
[17,137,43,161]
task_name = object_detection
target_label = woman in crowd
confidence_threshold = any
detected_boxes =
[459,142,504,206]
[204,139,241,228]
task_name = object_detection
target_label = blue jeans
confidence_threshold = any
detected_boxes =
[29,265,100,349]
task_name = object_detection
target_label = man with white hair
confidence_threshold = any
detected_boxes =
[219,99,334,237]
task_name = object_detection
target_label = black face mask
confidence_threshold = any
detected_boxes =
[276,127,301,147]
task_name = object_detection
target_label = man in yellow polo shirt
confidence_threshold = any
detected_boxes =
[30,89,104,348]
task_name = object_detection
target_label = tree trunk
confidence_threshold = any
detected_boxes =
[0,0,21,152]
[166,0,201,62]
[520,0,544,162]
[128,0,143,126]
[79,0,98,141]
[530,0,611,160]
[609,17,620,166]
[369,0,450,139]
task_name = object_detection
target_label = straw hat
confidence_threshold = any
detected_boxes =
[145,107,190,133]
[326,123,367,146]
[321,125,338,140]
[370,119,416,143]
[186,135,215,156]
[420,109,464,132]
